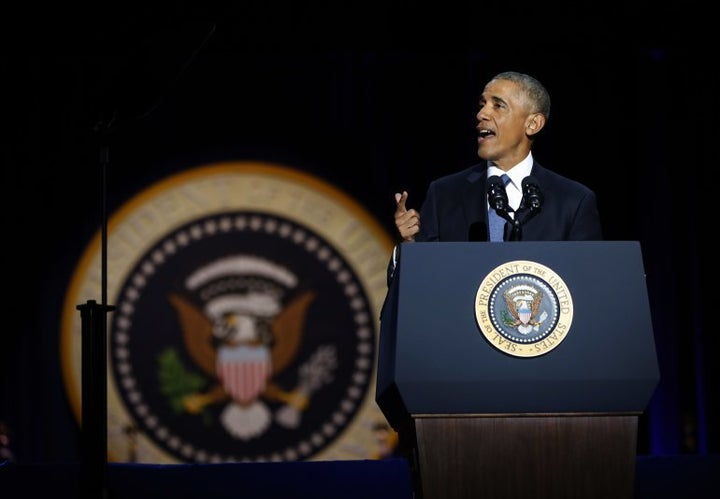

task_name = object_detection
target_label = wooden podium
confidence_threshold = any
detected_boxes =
[376,242,659,499]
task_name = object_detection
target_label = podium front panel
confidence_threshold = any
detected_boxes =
[377,241,659,419]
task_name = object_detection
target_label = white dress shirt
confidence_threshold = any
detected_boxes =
[487,152,534,217]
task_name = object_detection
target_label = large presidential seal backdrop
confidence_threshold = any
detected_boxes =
[60,161,395,463]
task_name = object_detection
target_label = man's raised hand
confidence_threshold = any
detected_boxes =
[394,191,419,242]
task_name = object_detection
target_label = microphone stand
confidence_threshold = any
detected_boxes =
[508,215,523,241]
[77,133,115,499]
[509,203,542,241]
[493,207,520,241]
[76,23,216,499]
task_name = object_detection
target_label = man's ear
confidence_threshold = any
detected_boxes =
[526,113,546,136]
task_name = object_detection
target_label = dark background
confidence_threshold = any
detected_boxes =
[2,3,715,463]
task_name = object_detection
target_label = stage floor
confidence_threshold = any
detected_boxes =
[1,455,717,499]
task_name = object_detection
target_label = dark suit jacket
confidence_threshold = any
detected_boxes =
[385,160,602,287]
[415,160,603,242]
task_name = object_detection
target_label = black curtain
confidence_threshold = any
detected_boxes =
[2,6,715,461]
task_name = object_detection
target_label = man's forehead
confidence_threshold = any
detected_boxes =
[481,79,526,107]
[483,78,520,96]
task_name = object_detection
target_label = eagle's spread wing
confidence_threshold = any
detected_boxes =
[167,292,216,376]
[531,291,543,318]
[503,292,518,319]
[271,290,316,374]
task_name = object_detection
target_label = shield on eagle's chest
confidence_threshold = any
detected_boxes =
[518,301,531,325]
[217,346,272,404]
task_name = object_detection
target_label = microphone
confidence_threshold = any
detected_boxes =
[488,175,515,241]
[468,221,488,241]
[521,176,543,211]
[487,175,510,211]
[515,176,543,236]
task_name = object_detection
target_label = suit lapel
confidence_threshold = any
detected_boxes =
[461,163,489,230]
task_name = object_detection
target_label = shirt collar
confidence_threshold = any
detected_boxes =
[487,152,533,189]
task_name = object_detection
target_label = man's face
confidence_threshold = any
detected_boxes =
[475,78,533,168]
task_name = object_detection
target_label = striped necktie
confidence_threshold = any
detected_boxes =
[489,174,511,242]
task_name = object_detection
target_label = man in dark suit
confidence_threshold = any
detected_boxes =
[382,71,605,491]
[393,71,602,249]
